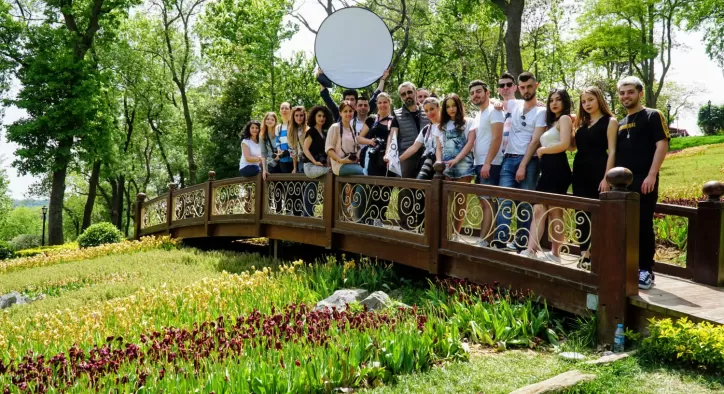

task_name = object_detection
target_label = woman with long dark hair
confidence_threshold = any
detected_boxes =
[260,112,279,180]
[436,93,476,238]
[301,106,333,217]
[239,120,262,177]
[289,106,308,174]
[571,86,619,269]
[521,88,573,262]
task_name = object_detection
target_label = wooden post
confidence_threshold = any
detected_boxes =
[596,167,640,345]
[427,162,446,275]
[691,181,724,286]
[322,172,334,249]
[253,173,264,238]
[134,193,147,240]
[205,171,216,237]
[166,183,177,235]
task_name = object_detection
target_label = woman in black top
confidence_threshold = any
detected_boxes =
[301,106,333,217]
[571,86,619,268]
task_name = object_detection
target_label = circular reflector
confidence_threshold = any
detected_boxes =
[315,7,393,89]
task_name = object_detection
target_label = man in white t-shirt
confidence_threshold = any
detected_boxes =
[493,72,547,251]
[468,80,505,248]
[497,72,518,154]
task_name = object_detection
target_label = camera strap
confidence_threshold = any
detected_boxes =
[339,121,359,156]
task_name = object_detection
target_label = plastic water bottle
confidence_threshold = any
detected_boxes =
[613,323,625,353]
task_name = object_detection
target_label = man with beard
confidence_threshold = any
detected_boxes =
[496,72,518,154]
[615,76,669,290]
[469,80,505,248]
[493,72,547,251]
[390,81,430,231]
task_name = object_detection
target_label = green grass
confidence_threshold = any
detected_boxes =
[669,135,724,151]
[659,142,724,200]
[363,351,724,394]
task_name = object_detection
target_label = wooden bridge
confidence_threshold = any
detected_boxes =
[134,165,724,344]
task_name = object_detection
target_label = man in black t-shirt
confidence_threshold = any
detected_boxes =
[615,76,669,290]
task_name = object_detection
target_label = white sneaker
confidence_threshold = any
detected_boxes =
[373,219,384,227]
[540,251,561,263]
[476,240,490,248]
[450,234,460,242]
[505,242,518,251]
[520,249,537,258]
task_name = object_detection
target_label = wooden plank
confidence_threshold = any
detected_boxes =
[333,221,426,246]
[336,233,429,271]
[265,225,328,247]
[654,203,698,219]
[440,254,595,316]
[442,181,600,213]
[691,201,724,286]
[655,263,692,280]
[211,223,258,238]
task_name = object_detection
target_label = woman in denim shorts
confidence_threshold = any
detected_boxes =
[436,93,476,238]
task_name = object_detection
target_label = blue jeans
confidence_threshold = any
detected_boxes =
[239,165,260,177]
[494,156,540,247]
[338,164,365,176]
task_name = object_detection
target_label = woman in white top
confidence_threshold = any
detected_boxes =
[325,101,365,176]
[521,89,573,262]
[239,120,263,177]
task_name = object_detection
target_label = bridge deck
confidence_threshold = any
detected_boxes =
[630,274,724,324]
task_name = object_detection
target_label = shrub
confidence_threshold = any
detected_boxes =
[0,241,14,260]
[642,317,724,369]
[77,222,125,248]
[14,243,79,258]
[9,234,42,251]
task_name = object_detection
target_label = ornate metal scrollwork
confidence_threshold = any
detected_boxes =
[213,182,256,215]
[173,189,205,221]
[338,183,426,234]
[447,192,592,269]
[142,199,167,229]
[266,181,324,218]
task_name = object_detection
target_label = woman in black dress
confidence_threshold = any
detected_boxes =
[571,86,619,268]
[521,89,573,262]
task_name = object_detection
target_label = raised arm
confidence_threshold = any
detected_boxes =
[368,69,388,114]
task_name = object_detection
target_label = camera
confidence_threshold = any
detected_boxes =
[416,153,436,180]
[367,138,386,156]
[278,150,290,159]
[345,153,358,162]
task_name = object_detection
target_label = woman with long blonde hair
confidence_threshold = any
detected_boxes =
[289,106,308,174]
[570,86,619,269]
[260,111,279,180]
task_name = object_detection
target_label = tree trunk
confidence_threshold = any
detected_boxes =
[179,90,197,185]
[492,0,525,79]
[48,139,72,245]
[82,160,101,231]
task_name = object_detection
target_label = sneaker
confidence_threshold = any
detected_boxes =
[476,240,490,248]
[520,249,537,258]
[540,251,561,264]
[638,270,653,290]
[373,219,384,227]
[505,242,518,251]
[450,234,460,242]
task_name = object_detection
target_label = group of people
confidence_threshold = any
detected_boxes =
[238,71,669,290]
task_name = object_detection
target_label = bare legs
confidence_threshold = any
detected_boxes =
[524,204,565,258]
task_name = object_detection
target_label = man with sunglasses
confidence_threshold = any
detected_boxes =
[390,81,430,231]
[493,72,547,251]
[497,72,518,154]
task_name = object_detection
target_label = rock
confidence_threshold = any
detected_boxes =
[0,292,31,309]
[559,352,587,361]
[314,289,369,312]
[585,350,638,365]
[509,370,596,394]
[360,291,394,311]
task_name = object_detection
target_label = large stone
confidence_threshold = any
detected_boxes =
[0,292,30,309]
[360,291,395,311]
[509,370,596,394]
[314,289,369,312]
[585,350,638,365]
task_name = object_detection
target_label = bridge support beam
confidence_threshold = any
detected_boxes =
[691,181,724,286]
[596,168,640,345]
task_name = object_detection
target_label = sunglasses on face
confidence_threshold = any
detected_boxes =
[400,90,414,97]
[498,82,514,88]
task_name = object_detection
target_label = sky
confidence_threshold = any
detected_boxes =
[2,2,723,199]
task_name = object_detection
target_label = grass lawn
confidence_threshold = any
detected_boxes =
[669,135,724,151]
[659,142,724,200]
[364,349,724,394]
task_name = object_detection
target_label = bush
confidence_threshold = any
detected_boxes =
[14,243,79,258]
[642,317,724,369]
[0,241,14,260]
[76,222,125,248]
[9,234,42,251]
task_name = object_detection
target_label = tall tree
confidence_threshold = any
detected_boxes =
[2,0,136,245]
[491,0,525,78]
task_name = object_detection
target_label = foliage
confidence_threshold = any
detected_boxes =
[670,135,724,151]
[0,236,179,273]
[13,243,79,258]
[8,234,42,251]
[0,207,42,242]
[566,312,598,349]
[0,241,13,261]
[0,168,10,231]
[654,215,688,251]
[642,318,724,370]
[697,103,724,135]
[76,222,125,248]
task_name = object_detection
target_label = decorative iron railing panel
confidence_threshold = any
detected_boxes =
[142,197,167,229]
[337,181,426,234]
[173,188,206,221]
[213,181,256,215]
[265,180,324,218]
